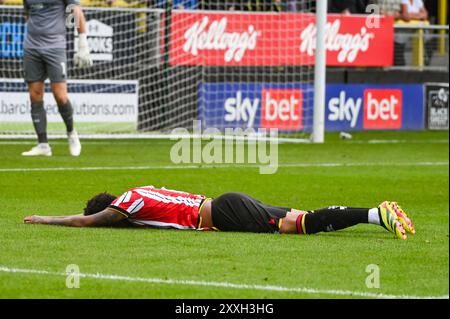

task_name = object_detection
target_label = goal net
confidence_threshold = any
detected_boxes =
[0,0,324,142]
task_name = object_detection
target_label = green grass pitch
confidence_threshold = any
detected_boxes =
[0,131,448,299]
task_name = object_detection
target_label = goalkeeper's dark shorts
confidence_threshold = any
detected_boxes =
[211,192,291,233]
[23,48,67,83]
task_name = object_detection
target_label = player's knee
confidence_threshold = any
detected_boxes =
[29,88,44,102]
[51,84,68,105]
[53,92,68,105]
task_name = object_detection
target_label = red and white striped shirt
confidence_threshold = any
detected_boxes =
[109,186,207,229]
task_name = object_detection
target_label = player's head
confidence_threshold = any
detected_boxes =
[83,192,117,216]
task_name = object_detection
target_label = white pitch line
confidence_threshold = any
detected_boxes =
[0,162,448,173]
[0,139,448,145]
[360,139,448,144]
[0,266,447,299]
[0,165,199,172]
[0,141,174,145]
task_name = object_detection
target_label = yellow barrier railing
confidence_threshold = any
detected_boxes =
[438,0,447,56]
[0,1,149,33]
[80,0,149,33]
[1,0,23,4]
[395,19,430,68]
[0,0,142,6]
[80,0,135,8]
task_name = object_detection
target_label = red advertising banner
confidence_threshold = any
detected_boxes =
[363,89,403,129]
[261,89,304,131]
[169,12,394,67]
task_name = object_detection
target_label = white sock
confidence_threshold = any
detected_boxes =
[368,208,380,225]
[38,143,50,148]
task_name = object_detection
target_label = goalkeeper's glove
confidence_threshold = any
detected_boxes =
[74,33,93,68]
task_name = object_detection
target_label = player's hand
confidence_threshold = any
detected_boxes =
[24,215,46,224]
[74,33,93,68]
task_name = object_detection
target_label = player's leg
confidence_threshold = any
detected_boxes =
[280,206,374,234]
[22,49,52,156]
[51,82,72,131]
[28,81,47,143]
[210,193,413,239]
[281,202,412,239]
[46,48,81,156]
[210,193,375,234]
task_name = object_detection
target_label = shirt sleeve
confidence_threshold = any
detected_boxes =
[109,191,145,217]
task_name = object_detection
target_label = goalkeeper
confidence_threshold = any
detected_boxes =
[21,0,92,157]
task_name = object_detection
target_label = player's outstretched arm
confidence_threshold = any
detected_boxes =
[24,208,126,227]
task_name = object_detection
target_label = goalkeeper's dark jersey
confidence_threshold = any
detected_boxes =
[23,0,80,49]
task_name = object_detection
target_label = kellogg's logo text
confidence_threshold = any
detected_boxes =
[183,17,260,63]
[300,19,375,64]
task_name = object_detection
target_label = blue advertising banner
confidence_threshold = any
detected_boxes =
[199,83,314,132]
[199,83,425,132]
[326,84,424,131]
[0,22,26,58]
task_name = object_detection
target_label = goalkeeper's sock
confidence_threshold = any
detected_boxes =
[57,100,74,133]
[31,101,48,144]
[302,206,370,234]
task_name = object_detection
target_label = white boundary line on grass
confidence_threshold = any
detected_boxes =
[0,162,448,173]
[0,139,448,145]
[0,266,447,299]
[361,139,448,144]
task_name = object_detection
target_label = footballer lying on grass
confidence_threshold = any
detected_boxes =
[24,185,416,240]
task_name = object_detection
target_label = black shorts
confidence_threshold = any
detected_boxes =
[23,48,67,83]
[211,192,291,233]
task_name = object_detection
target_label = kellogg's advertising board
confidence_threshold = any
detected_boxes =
[170,12,394,67]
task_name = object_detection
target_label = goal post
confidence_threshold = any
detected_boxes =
[312,0,328,144]
[0,1,326,143]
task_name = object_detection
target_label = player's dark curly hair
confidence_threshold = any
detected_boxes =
[83,192,117,216]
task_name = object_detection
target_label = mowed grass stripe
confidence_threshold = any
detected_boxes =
[0,161,448,172]
[1,266,448,299]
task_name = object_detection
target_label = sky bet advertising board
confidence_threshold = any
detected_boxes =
[198,83,425,132]
[198,83,315,132]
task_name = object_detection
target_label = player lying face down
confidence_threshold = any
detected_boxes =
[24,186,416,240]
